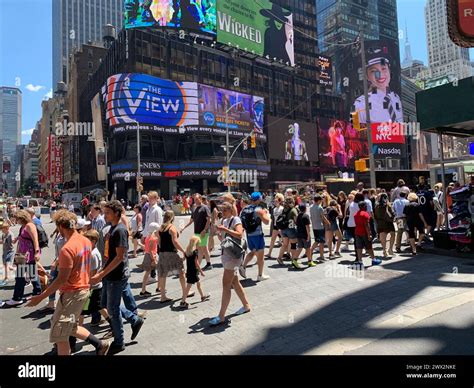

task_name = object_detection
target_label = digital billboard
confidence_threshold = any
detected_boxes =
[338,39,404,124]
[102,73,265,139]
[267,117,318,162]
[317,55,333,88]
[216,0,295,65]
[124,0,216,34]
[318,118,369,170]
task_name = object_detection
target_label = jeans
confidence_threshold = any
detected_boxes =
[48,268,58,302]
[13,263,42,301]
[101,278,139,347]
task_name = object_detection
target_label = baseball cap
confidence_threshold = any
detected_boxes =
[149,222,160,233]
[76,218,91,229]
[251,192,262,201]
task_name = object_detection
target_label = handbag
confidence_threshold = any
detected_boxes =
[14,252,27,265]
[221,217,247,260]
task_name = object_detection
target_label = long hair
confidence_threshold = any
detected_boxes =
[160,210,175,232]
[377,193,388,207]
[185,236,201,257]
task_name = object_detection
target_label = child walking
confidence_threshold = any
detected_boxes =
[180,236,210,309]
[0,224,15,285]
[140,222,160,296]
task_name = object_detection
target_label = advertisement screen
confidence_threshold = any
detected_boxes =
[124,0,216,34]
[216,0,295,66]
[103,73,265,139]
[318,118,368,170]
[318,55,333,88]
[339,39,403,125]
[267,117,318,162]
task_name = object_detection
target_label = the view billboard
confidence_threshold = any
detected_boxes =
[318,118,368,171]
[216,0,295,65]
[102,73,265,139]
[267,117,318,162]
[124,0,216,34]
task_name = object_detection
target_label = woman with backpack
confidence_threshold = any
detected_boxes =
[209,202,251,326]
[276,197,299,266]
[267,193,284,258]
[2,210,42,307]
[374,193,396,258]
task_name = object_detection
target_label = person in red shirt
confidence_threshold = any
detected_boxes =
[354,201,379,267]
[27,210,110,356]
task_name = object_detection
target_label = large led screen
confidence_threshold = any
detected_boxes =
[124,0,216,34]
[267,117,318,162]
[102,73,265,139]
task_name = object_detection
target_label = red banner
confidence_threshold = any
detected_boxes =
[458,0,474,37]
[371,123,406,144]
[48,135,63,184]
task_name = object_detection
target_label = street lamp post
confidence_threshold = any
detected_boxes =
[133,120,142,202]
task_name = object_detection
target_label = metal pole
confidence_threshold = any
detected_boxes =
[438,130,449,230]
[105,141,109,200]
[360,31,377,189]
[226,107,231,193]
[136,121,142,202]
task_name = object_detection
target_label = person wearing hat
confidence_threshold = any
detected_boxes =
[76,218,91,233]
[238,192,271,282]
[260,4,293,65]
[352,54,403,124]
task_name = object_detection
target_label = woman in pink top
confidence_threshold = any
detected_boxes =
[140,223,159,296]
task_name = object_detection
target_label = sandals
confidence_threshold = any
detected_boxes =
[179,301,189,309]
[187,292,195,298]
[234,306,251,316]
[201,295,210,302]
[276,257,284,266]
[139,291,151,296]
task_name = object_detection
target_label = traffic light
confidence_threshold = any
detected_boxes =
[355,158,369,172]
[350,111,361,131]
[222,165,229,180]
[250,134,256,148]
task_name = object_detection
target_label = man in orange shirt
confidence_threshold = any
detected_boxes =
[27,210,110,356]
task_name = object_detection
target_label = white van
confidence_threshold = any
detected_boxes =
[16,198,42,217]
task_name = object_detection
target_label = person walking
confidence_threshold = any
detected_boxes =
[130,205,144,258]
[354,201,379,268]
[267,193,284,258]
[403,193,428,255]
[209,203,250,326]
[393,191,409,253]
[140,222,159,296]
[374,193,396,258]
[275,197,299,265]
[325,200,343,258]
[310,195,329,261]
[294,203,314,268]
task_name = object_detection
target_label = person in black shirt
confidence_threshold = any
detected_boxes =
[91,200,144,354]
[403,193,428,255]
[295,204,314,268]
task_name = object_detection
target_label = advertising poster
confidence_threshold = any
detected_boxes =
[318,118,368,170]
[318,55,333,88]
[267,117,318,162]
[216,0,295,65]
[103,73,265,139]
[339,39,404,125]
[124,0,216,34]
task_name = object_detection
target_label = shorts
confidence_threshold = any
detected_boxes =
[221,256,243,273]
[408,224,425,239]
[281,228,297,240]
[313,229,326,244]
[247,234,265,251]
[50,290,89,343]
[297,238,311,249]
[355,235,372,250]
[82,288,102,315]
[195,233,209,247]
[132,231,142,240]
[2,251,14,265]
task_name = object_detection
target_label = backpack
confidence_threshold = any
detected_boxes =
[276,208,291,230]
[36,224,49,248]
[240,205,261,233]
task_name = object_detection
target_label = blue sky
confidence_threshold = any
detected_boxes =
[0,0,472,144]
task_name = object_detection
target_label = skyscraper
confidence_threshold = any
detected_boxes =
[425,0,473,80]
[52,0,123,88]
[0,87,22,196]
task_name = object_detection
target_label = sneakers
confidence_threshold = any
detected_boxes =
[139,291,152,297]
[6,299,24,307]
[291,259,301,269]
[90,319,105,327]
[257,274,270,282]
[334,252,342,258]
[372,258,382,265]
[395,247,402,253]
[96,340,111,356]
[238,265,247,279]
[108,344,126,355]
[329,254,336,260]
[307,261,316,267]
[203,263,213,271]
[131,317,144,341]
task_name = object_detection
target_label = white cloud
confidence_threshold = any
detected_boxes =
[26,84,46,92]
[21,128,35,136]
[43,89,53,99]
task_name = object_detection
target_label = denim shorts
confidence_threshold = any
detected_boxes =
[2,251,14,265]
[297,238,311,249]
[313,229,326,243]
[281,228,298,240]
[247,234,265,251]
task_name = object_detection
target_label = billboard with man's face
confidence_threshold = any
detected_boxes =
[267,117,318,162]
[124,0,216,34]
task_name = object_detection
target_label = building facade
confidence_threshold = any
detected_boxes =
[52,0,123,88]
[425,0,473,81]
[0,87,22,196]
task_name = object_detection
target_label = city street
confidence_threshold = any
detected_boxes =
[1,214,473,356]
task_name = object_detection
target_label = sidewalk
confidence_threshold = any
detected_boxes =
[0,220,473,355]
